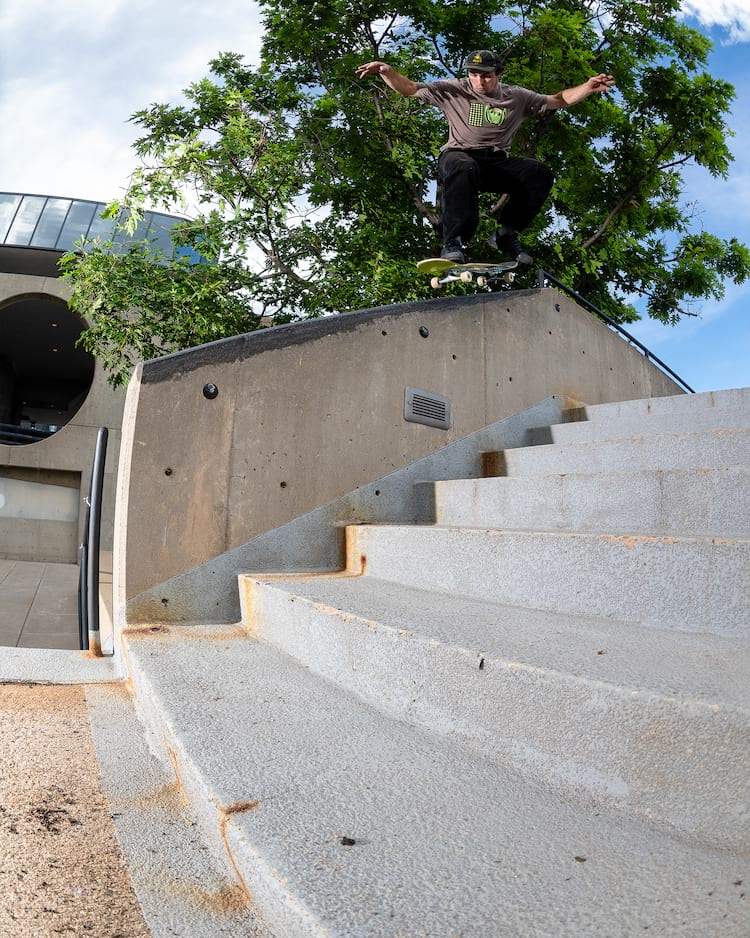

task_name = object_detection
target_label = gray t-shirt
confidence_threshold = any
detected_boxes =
[414,77,548,153]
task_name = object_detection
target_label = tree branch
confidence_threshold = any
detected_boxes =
[583,133,679,249]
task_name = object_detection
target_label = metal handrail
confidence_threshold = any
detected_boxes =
[0,422,54,445]
[78,500,91,651]
[537,270,695,394]
[77,426,110,655]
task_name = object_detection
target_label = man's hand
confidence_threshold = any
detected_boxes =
[547,74,616,109]
[587,74,616,93]
[355,61,418,96]
[355,61,388,80]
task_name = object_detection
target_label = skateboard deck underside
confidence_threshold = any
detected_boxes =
[417,258,519,288]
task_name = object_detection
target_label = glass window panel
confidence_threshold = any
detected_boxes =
[112,212,149,250]
[6,195,46,245]
[0,193,22,242]
[163,215,203,263]
[85,205,116,242]
[148,215,179,255]
[56,200,97,250]
[30,198,72,248]
[175,246,203,264]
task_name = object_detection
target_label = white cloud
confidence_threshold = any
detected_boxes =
[0,1,264,203]
[680,0,750,41]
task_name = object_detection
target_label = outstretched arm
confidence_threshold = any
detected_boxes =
[356,61,419,96]
[546,74,616,110]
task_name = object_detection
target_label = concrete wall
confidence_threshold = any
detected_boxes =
[0,273,125,563]
[116,288,683,604]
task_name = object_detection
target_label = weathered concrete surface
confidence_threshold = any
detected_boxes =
[240,572,750,846]
[125,396,566,624]
[86,683,274,937]
[122,625,750,938]
[344,524,750,636]
[419,466,750,536]
[113,385,749,936]
[116,289,682,605]
[0,683,150,937]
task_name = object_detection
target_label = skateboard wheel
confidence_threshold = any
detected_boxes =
[459,270,473,283]
[430,277,441,289]
[477,276,487,287]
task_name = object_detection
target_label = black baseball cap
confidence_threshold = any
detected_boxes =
[464,50,502,73]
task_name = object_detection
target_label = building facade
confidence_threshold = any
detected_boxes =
[0,192,190,563]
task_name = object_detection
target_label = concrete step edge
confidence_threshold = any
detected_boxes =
[494,426,750,475]
[417,466,750,537]
[122,631,328,938]
[504,427,750,471]
[342,526,750,637]
[562,387,749,423]
[240,574,750,711]
[527,404,750,445]
[121,627,749,930]
[239,577,749,846]
[86,683,273,937]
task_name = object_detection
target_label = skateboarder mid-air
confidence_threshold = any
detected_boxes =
[356,51,615,265]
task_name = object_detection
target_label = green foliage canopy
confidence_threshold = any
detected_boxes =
[61,0,750,386]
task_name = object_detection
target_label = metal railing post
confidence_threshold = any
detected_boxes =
[86,427,108,656]
[77,500,90,650]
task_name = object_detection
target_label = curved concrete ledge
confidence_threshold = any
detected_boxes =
[115,289,682,617]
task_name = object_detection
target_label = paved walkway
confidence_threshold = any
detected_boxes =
[0,559,81,650]
[0,683,151,937]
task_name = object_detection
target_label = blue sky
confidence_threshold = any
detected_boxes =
[626,18,750,392]
[0,0,747,394]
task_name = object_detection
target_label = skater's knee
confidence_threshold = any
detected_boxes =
[527,160,553,185]
[439,151,479,182]
[537,162,554,189]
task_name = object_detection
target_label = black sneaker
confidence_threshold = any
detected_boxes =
[489,228,533,265]
[440,240,465,263]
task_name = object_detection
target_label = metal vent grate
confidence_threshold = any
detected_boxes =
[404,387,451,430]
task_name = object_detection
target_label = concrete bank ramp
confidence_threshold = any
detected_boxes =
[120,387,750,937]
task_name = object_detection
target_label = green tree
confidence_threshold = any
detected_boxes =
[61,0,750,386]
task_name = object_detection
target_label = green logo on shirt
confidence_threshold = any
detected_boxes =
[485,106,506,126]
[468,102,507,127]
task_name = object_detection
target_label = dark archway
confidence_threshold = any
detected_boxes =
[0,295,95,445]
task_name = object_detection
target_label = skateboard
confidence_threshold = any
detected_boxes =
[417,258,519,289]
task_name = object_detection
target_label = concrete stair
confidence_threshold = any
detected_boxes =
[121,386,750,937]
[416,467,749,536]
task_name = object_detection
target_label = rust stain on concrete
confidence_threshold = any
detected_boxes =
[165,744,190,807]
[601,534,682,549]
[223,800,262,817]
[181,880,251,914]
[172,626,247,642]
[215,800,262,910]
[124,624,171,636]
[115,778,187,812]
[344,526,368,574]
[481,450,506,477]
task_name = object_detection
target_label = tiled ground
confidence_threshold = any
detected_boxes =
[0,559,81,650]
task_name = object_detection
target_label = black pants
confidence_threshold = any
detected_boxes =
[438,148,554,245]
